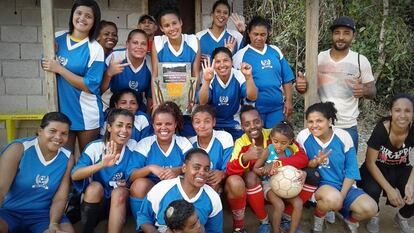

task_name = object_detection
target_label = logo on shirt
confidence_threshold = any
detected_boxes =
[261,59,272,69]
[129,81,139,91]
[57,55,68,66]
[32,174,49,190]
[109,172,124,188]
[218,96,229,106]
[318,157,331,169]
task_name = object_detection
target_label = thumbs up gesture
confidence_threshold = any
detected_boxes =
[353,78,364,98]
[242,138,263,163]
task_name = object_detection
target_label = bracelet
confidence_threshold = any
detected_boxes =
[239,153,250,169]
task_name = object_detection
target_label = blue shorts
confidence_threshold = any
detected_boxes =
[259,109,284,129]
[320,183,365,218]
[0,209,70,233]
[343,126,358,152]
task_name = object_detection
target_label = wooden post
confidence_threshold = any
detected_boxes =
[304,0,319,123]
[195,0,202,33]
[40,0,58,112]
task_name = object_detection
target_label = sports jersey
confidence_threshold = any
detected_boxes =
[189,130,233,171]
[137,177,223,233]
[133,135,193,183]
[296,127,360,189]
[2,137,71,210]
[318,49,375,128]
[154,34,198,63]
[72,139,139,198]
[106,48,152,111]
[55,31,105,130]
[196,28,243,57]
[233,44,294,114]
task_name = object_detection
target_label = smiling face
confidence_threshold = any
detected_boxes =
[306,111,332,141]
[159,13,183,41]
[270,132,292,155]
[213,51,232,79]
[153,112,177,143]
[248,25,268,50]
[331,26,354,51]
[182,153,211,188]
[127,32,148,59]
[212,3,230,29]
[37,121,69,154]
[108,114,133,146]
[241,109,263,141]
[391,98,413,129]
[97,24,118,52]
[115,92,138,115]
[192,111,215,139]
[72,6,94,36]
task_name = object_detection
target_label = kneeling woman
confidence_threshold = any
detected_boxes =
[296,102,378,232]
[0,112,74,233]
[71,109,137,233]
[137,148,223,233]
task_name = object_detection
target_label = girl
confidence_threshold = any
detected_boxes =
[101,29,152,113]
[296,102,378,233]
[71,109,137,233]
[198,46,257,140]
[137,148,223,233]
[233,16,294,128]
[42,0,105,153]
[358,94,414,233]
[189,104,233,191]
[253,122,308,233]
[0,112,74,233]
[129,101,193,221]
[164,200,203,233]
[96,20,118,58]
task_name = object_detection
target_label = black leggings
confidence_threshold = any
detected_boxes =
[357,162,414,218]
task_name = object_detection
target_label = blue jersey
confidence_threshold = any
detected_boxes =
[134,135,193,183]
[233,44,294,113]
[2,137,71,211]
[137,177,223,233]
[55,31,105,130]
[106,48,152,111]
[72,139,139,198]
[189,130,233,171]
[296,128,360,189]
[154,34,198,63]
[196,28,243,57]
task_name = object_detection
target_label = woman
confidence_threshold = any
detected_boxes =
[96,20,118,58]
[101,29,152,113]
[71,109,137,233]
[296,102,377,233]
[164,200,203,233]
[42,0,105,153]
[189,104,233,191]
[198,46,257,140]
[357,94,414,233]
[137,148,223,233]
[0,112,74,233]
[233,16,294,129]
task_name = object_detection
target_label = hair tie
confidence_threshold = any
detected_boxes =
[166,206,174,218]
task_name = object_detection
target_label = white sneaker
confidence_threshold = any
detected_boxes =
[313,215,325,233]
[394,213,414,233]
[366,215,379,233]
[344,219,359,233]
[325,211,335,224]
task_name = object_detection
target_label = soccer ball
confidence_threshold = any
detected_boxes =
[269,165,303,199]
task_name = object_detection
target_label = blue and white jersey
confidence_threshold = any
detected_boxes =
[196,28,243,57]
[154,34,198,63]
[296,127,360,189]
[71,139,139,198]
[55,31,105,130]
[137,177,223,233]
[106,48,152,111]
[2,137,71,211]
[233,44,294,113]
[189,130,233,171]
[134,135,193,183]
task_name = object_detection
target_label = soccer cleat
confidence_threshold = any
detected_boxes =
[325,211,335,224]
[312,215,325,233]
[394,213,414,233]
[233,228,247,233]
[344,219,359,233]
[366,215,380,233]
[258,223,271,233]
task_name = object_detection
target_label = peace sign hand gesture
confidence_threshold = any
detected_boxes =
[107,55,129,77]
[202,58,215,82]
[314,148,332,165]
[101,141,120,168]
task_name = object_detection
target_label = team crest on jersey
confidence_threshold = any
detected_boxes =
[57,55,68,66]
[32,174,49,190]
[129,81,139,91]
[218,96,229,106]
[261,59,272,69]
[109,172,124,188]
[318,157,331,169]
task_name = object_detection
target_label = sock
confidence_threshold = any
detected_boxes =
[227,195,247,229]
[284,183,317,216]
[314,208,326,218]
[246,184,268,221]
[130,196,144,221]
[347,215,359,223]
[81,201,101,233]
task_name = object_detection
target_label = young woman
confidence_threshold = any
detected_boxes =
[233,16,294,129]
[96,20,118,58]
[129,101,193,221]
[0,112,74,233]
[189,104,233,191]
[41,0,104,153]
[296,102,378,233]
[137,148,223,233]
[198,46,257,140]
[71,109,137,233]
[164,200,203,233]
[357,94,414,233]
[101,29,152,113]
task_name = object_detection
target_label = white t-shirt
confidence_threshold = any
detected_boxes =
[317,49,375,128]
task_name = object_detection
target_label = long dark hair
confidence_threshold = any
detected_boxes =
[40,112,71,129]
[244,16,271,45]
[69,0,101,41]
[305,102,338,125]
[152,101,184,132]
[103,108,134,143]
[380,93,414,122]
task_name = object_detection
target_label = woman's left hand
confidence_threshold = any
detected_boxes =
[101,141,120,168]
[42,58,62,74]
[160,168,178,180]
[404,183,414,205]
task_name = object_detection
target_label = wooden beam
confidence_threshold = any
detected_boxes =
[195,0,202,33]
[40,0,58,112]
[304,0,319,115]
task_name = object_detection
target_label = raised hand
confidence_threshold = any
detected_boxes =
[101,141,120,168]
[202,58,215,82]
[314,148,332,165]
[107,55,129,77]
[224,36,236,53]
[240,62,252,78]
[295,71,307,93]
[230,13,246,33]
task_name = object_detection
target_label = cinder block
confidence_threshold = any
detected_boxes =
[202,0,214,14]
[38,27,68,43]
[20,43,42,60]
[5,78,42,95]
[16,0,38,8]
[202,15,212,30]
[3,60,39,78]
[22,9,41,26]
[0,43,20,60]
[232,0,244,14]
[27,95,47,112]
[116,28,129,47]
[54,9,71,28]
[105,0,140,10]
[1,26,37,43]
[0,8,21,25]
[127,13,141,29]
[0,78,5,95]
[0,95,27,112]
[101,10,128,28]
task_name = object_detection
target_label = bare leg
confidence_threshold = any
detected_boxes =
[0,219,8,233]
[349,194,378,220]
[267,190,284,233]
[314,185,343,212]
[108,187,129,233]
[285,196,303,233]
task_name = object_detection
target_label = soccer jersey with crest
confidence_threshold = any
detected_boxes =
[233,44,294,114]
[189,130,233,171]
[72,139,139,198]
[137,177,223,233]
[2,137,71,210]
[55,31,105,130]
[196,28,243,57]
[154,34,198,63]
